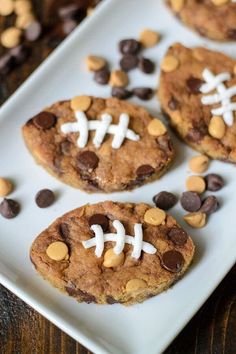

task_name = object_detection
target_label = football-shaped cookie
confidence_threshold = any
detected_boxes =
[30,201,195,305]
[22,96,174,193]
[159,43,236,163]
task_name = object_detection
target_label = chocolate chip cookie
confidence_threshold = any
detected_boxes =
[166,0,236,41]
[159,43,236,163]
[22,96,174,193]
[30,201,195,305]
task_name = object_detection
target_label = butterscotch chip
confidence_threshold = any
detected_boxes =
[70,95,91,112]
[86,55,106,71]
[189,155,209,173]
[186,175,206,194]
[125,279,147,292]
[139,29,160,48]
[161,56,179,73]
[170,0,184,12]
[16,13,35,29]
[183,212,206,228]
[109,70,129,87]
[144,207,166,225]
[147,119,167,136]
[1,27,22,48]
[103,249,124,268]
[46,241,68,261]
[211,0,229,5]
[0,178,13,197]
[14,0,32,15]
[0,0,14,16]
[208,116,226,139]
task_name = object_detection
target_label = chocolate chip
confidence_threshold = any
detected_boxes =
[58,4,80,20]
[60,140,71,155]
[25,21,42,41]
[162,250,184,273]
[65,286,96,303]
[106,296,120,304]
[153,191,177,210]
[10,45,29,64]
[138,57,155,74]
[119,39,141,55]
[59,222,70,239]
[186,128,203,142]
[77,151,99,171]
[168,228,188,246]
[157,135,173,153]
[89,214,109,232]
[33,112,57,129]
[205,174,224,191]
[35,189,55,208]
[62,19,77,35]
[133,87,153,100]
[180,191,202,212]
[0,53,14,75]
[0,199,20,219]
[168,97,179,111]
[94,68,110,85]
[186,77,204,94]
[136,165,155,178]
[200,196,219,215]
[227,29,236,40]
[111,87,133,100]
[120,54,138,71]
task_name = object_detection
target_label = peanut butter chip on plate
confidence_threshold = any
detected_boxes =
[189,155,209,173]
[103,249,124,268]
[186,175,206,194]
[211,0,229,5]
[46,241,68,261]
[1,27,22,48]
[170,0,185,12]
[70,95,91,112]
[109,70,129,87]
[147,119,167,136]
[125,279,147,292]
[139,29,160,47]
[161,55,179,73]
[208,116,226,139]
[0,0,14,16]
[0,178,13,197]
[183,212,206,228]
[144,207,166,226]
[86,55,106,71]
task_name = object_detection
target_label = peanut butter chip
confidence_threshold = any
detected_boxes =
[183,212,206,228]
[103,249,125,268]
[0,0,14,16]
[208,116,226,139]
[70,95,91,112]
[189,155,209,173]
[1,27,22,48]
[86,55,106,71]
[110,70,129,88]
[211,0,229,5]
[144,207,166,226]
[186,175,206,194]
[16,13,35,29]
[46,241,68,261]
[14,0,32,15]
[125,279,147,292]
[170,0,184,12]
[139,29,160,48]
[161,55,179,73]
[0,178,13,197]
[147,119,167,136]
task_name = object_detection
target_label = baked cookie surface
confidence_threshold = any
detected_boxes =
[30,201,195,305]
[22,96,174,193]
[159,43,236,163]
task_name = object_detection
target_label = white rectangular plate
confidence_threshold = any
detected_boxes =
[0,1,236,353]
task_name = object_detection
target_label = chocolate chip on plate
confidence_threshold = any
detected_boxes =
[33,112,57,129]
[35,189,55,208]
[205,173,224,191]
[136,165,155,178]
[138,57,155,74]
[168,228,188,246]
[25,21,42,41]
[0,53,14,75]
[186,77,204,94]
[111,87,133,100]
[200,195,219,215]
[77,151,99,171]
[153,191,177,210]
[120,54,138,71]
[119,39,141,55]
[180,191,202,212]
[94,68,110,85]
[62,19,77,35]
[89,214,109,232]
[133,87,153,100]
[0,198,20,219]
[162,250,184,273]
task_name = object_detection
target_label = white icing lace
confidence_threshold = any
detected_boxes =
[61,111,140,149]
[82,220,157,259]
[200,68,236,126]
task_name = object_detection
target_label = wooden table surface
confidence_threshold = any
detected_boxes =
[0,1,236,353]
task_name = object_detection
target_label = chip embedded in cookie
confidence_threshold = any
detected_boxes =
[159,43,236,163]
[166,0,236,41]
[22,96,174,192]
[30,201,195,305]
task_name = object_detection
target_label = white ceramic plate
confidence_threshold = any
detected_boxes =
[0,0,236,353]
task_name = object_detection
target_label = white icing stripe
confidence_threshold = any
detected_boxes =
[200,68,236,126]
[82,220,156,259]
[60,111,140,149]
